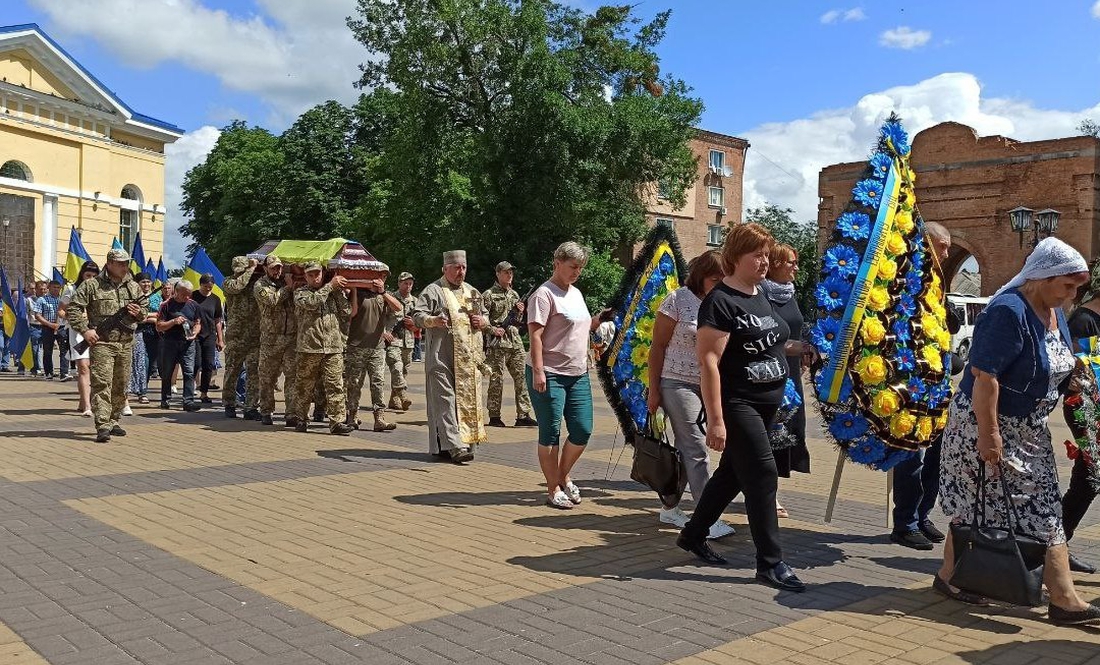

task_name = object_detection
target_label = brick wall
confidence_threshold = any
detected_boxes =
[818,122,1100,296]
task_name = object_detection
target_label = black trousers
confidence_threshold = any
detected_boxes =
[40,327,59,376]
[682,399,782,570]
[1063,455,1098,541]
[141,326,160,380]
[193,335,217,393]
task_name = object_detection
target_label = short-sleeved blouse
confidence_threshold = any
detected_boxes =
[657,287,702,384]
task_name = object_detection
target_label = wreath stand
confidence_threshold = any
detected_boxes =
[823,450,894,527]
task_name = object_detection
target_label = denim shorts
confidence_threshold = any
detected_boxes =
[526,366,593,446]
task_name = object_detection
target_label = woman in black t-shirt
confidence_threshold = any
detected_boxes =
[1062,285,1100,575]
[676,223,806,593]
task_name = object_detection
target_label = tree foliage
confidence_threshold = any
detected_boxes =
[744,204,820,320]
[1078,118,1100,138]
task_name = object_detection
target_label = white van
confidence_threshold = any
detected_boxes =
[946,293,990,361]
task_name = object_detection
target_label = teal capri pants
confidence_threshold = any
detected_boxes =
[526,366,593,446]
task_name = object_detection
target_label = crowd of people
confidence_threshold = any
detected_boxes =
[4,228,1100,626]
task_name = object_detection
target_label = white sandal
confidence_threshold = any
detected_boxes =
[563,481,581,504]
[547,490,573,510]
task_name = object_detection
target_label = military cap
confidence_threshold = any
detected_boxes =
[398,271,414,281]
[303,261,323,273]
[264,255,283,267]
[106,248,130,263]
[495,261,515,273]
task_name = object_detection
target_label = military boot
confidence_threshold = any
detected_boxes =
[388,391,401,411]
[373,409,396,432]
[261,413,274,426]
[224,405,236,419]
[397,388,412,411]
[243,408,262,421]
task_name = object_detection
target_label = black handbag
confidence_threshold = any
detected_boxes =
[630,418,688,509]
[950,463,1047,607]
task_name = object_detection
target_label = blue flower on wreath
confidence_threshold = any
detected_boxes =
[613,360,633,384]
[824,245,861,279]
[848,436,887,465]
[869,153,892,179]
[907,376,928,400]
[881,122,911,156]
[911,247,925,273]
[837,212,871,242]
[853,179,885,207]
[811,317,842,356]
[829,413,870,441]
[899,293,918,318]
[905,270,924,296]
[896,348,916,372]
[893,319,912,343]
[658,253,675,273]
[815,274,851,312]
[930,380,951,405]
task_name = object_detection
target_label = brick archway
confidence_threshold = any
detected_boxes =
[941,237,983,295]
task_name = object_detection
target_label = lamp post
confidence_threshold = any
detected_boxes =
[1008,206,1060,249]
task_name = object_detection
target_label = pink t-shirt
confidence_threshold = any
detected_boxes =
[526,281,591,376]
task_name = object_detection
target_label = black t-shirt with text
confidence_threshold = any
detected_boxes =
[698,282,790,405]
[190,292,223,340]
[159,298,201,343]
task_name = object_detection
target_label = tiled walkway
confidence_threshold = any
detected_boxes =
[0,366,1098,664]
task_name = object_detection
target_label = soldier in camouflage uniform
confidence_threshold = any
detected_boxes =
[66,248,147,443]
[484,261,537,428]
[293,262,354,435]
[222,256,262,419]
[345,277,403,431]
[254,255,299,426]
[385,271,417,411]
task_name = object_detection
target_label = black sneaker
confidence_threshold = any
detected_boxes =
[0,367,10,373]
[159,401,170,409]
[284,416,300,428]
[244,409,261,421]
[487,417,507,428]
[59,374,72,382]
[295,422,308,433]
[890,529,934,550]
[312,410,324,423]
[200,396,213,404]
[919,520,946,543]
[182,402,202,412]
[515,416,538,427]
[109,425,127,437]
[261,414,273,425]
[95,429,111,444]
[224,406,237,419]
[1049,602,1100,626]
[45,374,54,380]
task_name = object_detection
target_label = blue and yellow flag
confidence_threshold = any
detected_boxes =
[51,267,65,285]
[62,226,91,284]
[155,258,167,289]
[182,247,225,301]
[0,267,18,339]
[143,259,155,280]
[11,278,33,371]
[130,233,146,275]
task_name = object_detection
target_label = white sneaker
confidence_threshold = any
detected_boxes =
[707,520,736,540]
[563,481,581,504]
[122,405,133,416]
[658,506,690,528]
[547,490,573,510]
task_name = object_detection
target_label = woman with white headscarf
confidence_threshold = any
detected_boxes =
[935,238,1098,626]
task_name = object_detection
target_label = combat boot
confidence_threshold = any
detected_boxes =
[373,409,396,432]
[243,408,261,421]
[284,416,300,428]
[330,422,354,435]
[388,391,401,411]
[397,388,412,411]
[224,405,236,419]
[261,413,273,425]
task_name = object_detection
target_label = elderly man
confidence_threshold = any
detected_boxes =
[66,248,147,443]
[222,256,262,419]
[412,250,489,463]
[254,255,299,426]
[890,221,960,550]
[156,279,203,412]
[293,262,354,435]
[385,271,418,411]
[483,261,537,428]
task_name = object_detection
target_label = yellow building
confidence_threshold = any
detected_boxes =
[0,24,182,283]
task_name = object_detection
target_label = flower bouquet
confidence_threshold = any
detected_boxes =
[1062,338,1100,493]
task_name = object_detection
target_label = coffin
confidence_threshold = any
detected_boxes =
[247,238,389,287]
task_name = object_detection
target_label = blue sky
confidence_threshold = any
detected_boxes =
[5,0,1100,265]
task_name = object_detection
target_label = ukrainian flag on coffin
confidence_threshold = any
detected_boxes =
[596,224,686,439]
[809,114,952,471]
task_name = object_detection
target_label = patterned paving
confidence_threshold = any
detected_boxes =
[1,368,1099,664]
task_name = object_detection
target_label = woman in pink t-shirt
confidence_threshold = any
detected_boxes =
[527,242,608,509]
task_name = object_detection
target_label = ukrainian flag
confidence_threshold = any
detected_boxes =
[0,268,17,340]
[62,226,91,284]
[182,247,225,301]
[143,258,155,281]
[11,278,34,371]
[155,258,167,289]
[130,233,146,275]
[51,267,65,285]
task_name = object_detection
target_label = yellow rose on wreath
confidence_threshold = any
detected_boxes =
[931,272,942,291]
[664,275,678,295]
[861,316,887,344]
[877,258,898,281]
[886,232,907,256]
[867,286,891,312]
[872,389,902,417]
[916,416,934,441]
[935,411,949,430]
[895,209,915,234]
[631,342,650,368]
[920,313,942,338]
[636,314,655,338]
[922,345,944,373]
[857,354,888,385]
[923,290,943,311]
[937,329,952,350]
[890,411,917,438]
[932,302,947,320]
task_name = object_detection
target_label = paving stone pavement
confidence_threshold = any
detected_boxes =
[1,366,1099,664]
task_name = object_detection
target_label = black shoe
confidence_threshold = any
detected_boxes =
[261,414,273,425]
[208,383,220,391]
[1049,602,1100,626]
[756,562,806,593]
[919,520,946,543]
[182,402,202,412]
[295,422,308,433]
[890,529,934,551]
[0,367,9,373]
[95,429,111,444]
[224,406,236,419]
[330,422,354,435]
[449,448,474,463]
[109,425,127,437]
[487,417,507,428]
[200,396,213,404]
[515,416,538,427]
[244,408,261,421]
[1069,553,1097,574]
[284,416,300,428]
[312,411,324,423]
[675,533,728,565]
[932,574,991,606]
[159,401,170,409]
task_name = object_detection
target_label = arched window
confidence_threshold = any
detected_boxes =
[0,160,31,181]
[119,185,142,251]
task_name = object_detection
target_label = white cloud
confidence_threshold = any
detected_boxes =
[1093,0,1100,19]
[163,126,221,268]
[821,7,866,24]
[28,0,365,122]
[879,26,932,50]
[739,72,1100,226]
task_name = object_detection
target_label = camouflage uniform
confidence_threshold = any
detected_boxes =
[346,346,387,418]
[293,279,351,427]
[346,289,398,430]
[66,270,146,434]
[222,257,260,413]
[483,283,533,420]
[385,289,417,406]
[254,272,298,418]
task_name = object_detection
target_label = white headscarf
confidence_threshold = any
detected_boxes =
[992,237,1088,299]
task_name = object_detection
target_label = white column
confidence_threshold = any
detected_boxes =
[39,194,58,278]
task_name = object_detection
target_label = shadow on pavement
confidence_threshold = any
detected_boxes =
[317,448,433,464]
[956,638,1099,661]
[0,429,96,441]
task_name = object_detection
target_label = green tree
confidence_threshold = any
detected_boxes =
[347,0,702,303]
[1078,118,1100,138]
[744,204,820,319]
